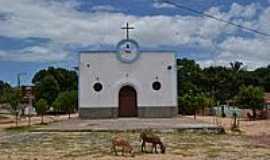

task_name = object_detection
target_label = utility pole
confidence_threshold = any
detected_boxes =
[17,72,27,88]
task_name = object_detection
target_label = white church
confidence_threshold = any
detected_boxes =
[79,23,178,118]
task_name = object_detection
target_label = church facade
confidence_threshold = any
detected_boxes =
[79,24,177,119]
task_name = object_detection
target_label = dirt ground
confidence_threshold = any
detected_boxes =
[0,116,269,160]
[0,131,269,160]
[195,116,270,136]
[0,113,78,129]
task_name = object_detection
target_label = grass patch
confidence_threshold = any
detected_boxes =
[5,126,33,132]
[172,149,194,157]
[5,123,47,132]
[0,131,269,159]
[206,148,223,158]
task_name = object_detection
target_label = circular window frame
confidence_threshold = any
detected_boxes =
[93,82,103,92]
[152,81,162,91]
[115,39,141,64]
[167,65,172,70]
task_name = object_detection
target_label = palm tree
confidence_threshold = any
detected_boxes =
[230,61,243,72]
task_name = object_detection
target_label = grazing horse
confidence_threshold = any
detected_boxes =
[111,135,135,157]
[140,131,166,154]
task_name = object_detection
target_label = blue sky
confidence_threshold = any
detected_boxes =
[0,0,270,85]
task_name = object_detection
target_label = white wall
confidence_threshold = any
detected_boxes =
[79,52,177,108]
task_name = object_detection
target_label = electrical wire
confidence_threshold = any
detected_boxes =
[156,0,270,37]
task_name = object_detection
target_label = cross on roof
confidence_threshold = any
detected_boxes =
[121,22,134,40]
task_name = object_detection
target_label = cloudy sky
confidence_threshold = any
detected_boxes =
[0,0,270,85]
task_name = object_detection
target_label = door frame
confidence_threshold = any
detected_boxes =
[118,85,138,117]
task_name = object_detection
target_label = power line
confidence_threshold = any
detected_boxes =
[156,0,270,37]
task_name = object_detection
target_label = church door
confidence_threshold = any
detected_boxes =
[119,86,137,117]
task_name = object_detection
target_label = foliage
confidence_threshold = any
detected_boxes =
[230,61,243,72]
[235,85,264,119]
[1,88,22,113]
[35,75,60,105]
[32,67,78,92]
[52,90,78,118]
[235,85,264,108]
[253,66,270,92]
[35,99,48,115]
[32,67,78,105]
[176,59,270,113]
[178,93,214,116]
[52,97,62,113]
[177,58,203,97]
[1,87,23,126]
[0,80,11,103]
[34,98,48,124]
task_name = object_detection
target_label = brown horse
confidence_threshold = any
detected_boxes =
[140,131,166,154]
[111,135,135,157]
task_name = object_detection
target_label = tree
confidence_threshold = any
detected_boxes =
[52,90,77,118]
[197,95,215,116]
[32,67,78,92]
[32,67,78,106]
[0,80,11,103]
[178,94,191,115]
[2,88,22,126]
[35,99,48,124]
[230,61,243,72]
[52,97,62,113]
[179,92,215,119]
[253,67,270,92]
[178,94,198,119]
[177,58,203,97]
[69,90,78,111]
[203,66,236,104]
[35,75,60,105]
[235,85,264,120]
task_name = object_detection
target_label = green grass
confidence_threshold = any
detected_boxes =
[5,126,33,132]
[5,123,47,132]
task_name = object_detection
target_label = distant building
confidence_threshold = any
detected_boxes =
[264,93,270,104]
[21,85,35,115]
[264,93,270,109]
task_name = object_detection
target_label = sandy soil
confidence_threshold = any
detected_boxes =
[0,116,269,160]
[195,116,270,136]
[0,113,78,129]
[0,131,269,160]
[0,128,269,159]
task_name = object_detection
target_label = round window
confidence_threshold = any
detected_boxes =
[93,82,103,92]
[152,81,161,91]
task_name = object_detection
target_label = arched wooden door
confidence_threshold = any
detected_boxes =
[119,86,137,117]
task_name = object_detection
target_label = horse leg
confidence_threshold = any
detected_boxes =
[121,146,124,156]
[154,144,158,153]
[141,141,145,152]
[112,145,118,156]
[151,143,155,153]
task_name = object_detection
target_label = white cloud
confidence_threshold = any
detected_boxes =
[258,7,270,34]
[91,5,118,12]
[0,50,7,57]
[0,43,69,62]
[153,2,175,9]
[229,3,258,19]
[217,37,270,69]
[0,0,211,47]
[0,0,269,69]
[0,0,259,47]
